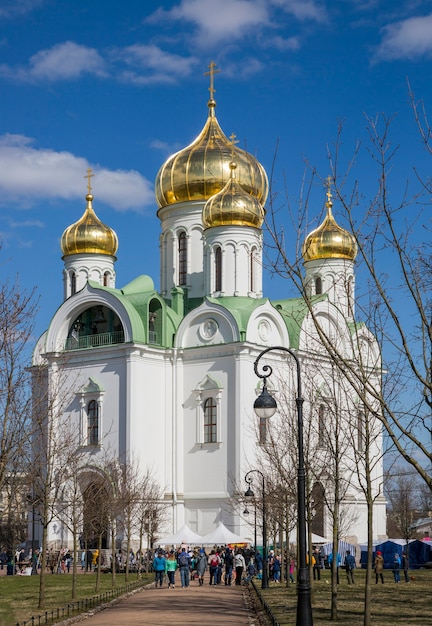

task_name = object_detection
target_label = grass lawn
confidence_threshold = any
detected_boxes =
[255,568,432,625]
[0,571,153,626]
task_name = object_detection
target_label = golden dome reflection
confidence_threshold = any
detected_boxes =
[61,192,118,258]
[155,62,268,210]
[302,186,357,262]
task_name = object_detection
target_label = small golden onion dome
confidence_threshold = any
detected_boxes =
[155,97,268,209]
[202,160,265,229]
[61,193,118,257]
[302,192,357,262]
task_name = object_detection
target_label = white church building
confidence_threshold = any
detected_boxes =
[31,68,386,550]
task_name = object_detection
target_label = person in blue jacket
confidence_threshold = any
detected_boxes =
[153,550,166,588]
[328,551,342,584]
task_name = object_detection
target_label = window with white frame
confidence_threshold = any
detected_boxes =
[77,378,104,447]
[87,399,99,445]
[194,375,222,444]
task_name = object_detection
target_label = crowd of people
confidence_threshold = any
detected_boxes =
[149,545,271,588]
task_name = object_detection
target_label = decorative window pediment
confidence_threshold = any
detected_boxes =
[194,375,223,445]
[76,378,104,447]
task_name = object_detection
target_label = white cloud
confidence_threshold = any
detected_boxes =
[148,0,270,47]
[0,134,154,211]
[0,0,45,20]
[374,13,432,61]
[114,45,197,84]
[0,41,107,82]
[147,0,325,51]
[271,0,326,22]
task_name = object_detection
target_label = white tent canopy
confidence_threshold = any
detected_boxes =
[155,524,202,547]
[200,522,248,546]
[311,533,330,544]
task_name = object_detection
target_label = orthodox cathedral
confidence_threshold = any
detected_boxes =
[31,65,386,549]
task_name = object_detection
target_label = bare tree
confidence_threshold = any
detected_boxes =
[264,103,431,491]
[29,363,78,609]
[0,263,38,504]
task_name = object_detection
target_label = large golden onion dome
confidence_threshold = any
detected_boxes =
[302,186,357,262]
[155,64,268,209]
[202,160,264,229]
[61,188,118,258]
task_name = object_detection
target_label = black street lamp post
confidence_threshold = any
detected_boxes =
[253,346,313,626]
[243,502,257,555]
[244,469,269,589]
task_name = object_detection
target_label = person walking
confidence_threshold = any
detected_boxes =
[153,550,166,588]
[374,551,384,584]
[255,550,263,580]
[402,551,410,583]
[344,550,356,584]
[224,548,234,586]
[273,554,281,583]
[392,553,401,583]
[208,550,221,585]
[313,547,321,581]
[234,550,246,586]
[289,557,295,583]
[195,549,207,586]
[165,550,177,588]
[177,547,192,588]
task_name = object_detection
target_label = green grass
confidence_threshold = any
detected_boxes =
[0,571,153,626]
[254,568,432,625]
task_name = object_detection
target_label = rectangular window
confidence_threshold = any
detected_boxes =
[87,400,99,445]
[318,404,325,447]
[203,397,217,443]
[178,232,187,286]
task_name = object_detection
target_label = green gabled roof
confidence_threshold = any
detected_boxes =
[347,320,366,335]
[270,294,327,349]
[206,296,268,339]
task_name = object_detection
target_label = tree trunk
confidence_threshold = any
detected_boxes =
[38,524,48,609]
[71,532,78,600]
[111,526,116,587]
[95,534,102,592]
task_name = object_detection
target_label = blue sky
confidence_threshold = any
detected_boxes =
[0,0,431,344]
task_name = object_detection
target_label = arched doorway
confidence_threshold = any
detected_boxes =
[310,482,325,539]
[82,482,109,549]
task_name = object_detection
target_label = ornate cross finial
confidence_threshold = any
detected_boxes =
[325,175,333,205]
[204,61,220,100]
[85,167,94,194]
[229,132,239,157]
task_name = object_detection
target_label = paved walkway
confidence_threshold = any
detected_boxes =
[72,579,259,626]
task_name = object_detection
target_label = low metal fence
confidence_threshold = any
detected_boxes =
[15,579,146,626]
[251,579,281,626]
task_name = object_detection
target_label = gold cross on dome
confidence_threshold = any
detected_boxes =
[204,61,220,100]
[85,167,94,194]
[325,175,333,204]
[229,132,239,157]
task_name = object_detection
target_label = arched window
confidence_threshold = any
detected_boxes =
[310,482,325,538]
[250,247,256,292]
[71,271,76,295]
[318,404,326,447]
[348,276,354,316]
[215,246,222,292]
[103,272,109,287]
[87,400,99,445]
[178,232,187,286]
[203,397,217,443]
[315,276,322,295]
